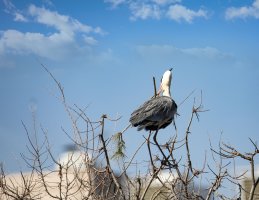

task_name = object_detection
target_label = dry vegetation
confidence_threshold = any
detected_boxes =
[0,65,258,200]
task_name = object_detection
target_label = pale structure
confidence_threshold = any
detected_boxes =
[0,151,121,200]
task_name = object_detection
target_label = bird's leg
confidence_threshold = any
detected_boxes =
[147,131,155,172]
[153,129,168,165]
[173,119,177,131]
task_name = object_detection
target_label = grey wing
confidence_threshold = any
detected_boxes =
[130,96,174,126]
[145,97,176,121]
[129,98,157,126]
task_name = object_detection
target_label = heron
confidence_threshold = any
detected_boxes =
[129,68,177,163]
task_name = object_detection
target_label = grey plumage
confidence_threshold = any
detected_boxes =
[130,68,177,163]
[130,68,177,132]
[130,96,177,131]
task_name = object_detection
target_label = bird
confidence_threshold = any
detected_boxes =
[129,68,177,132]
[129,68,177,164]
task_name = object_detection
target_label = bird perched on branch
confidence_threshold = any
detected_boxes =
[129,68,177,131]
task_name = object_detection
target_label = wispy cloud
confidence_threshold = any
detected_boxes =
[104,0,208,22]
[181,46,230,59]
[136,45,231,59]
[151,0,181,6]
[104,0,126,8]
[28,5,102,37]
[42,0,54,7]
[83,35,98,45]
[129,2,161,20]
[225,0,259,20]
[3,0,28,22]
[13,12,28,22]
[166,4,207,23]
[0,4,104,60]
[135,44,235,67]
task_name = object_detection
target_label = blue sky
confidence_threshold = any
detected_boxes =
[0,0,258,176]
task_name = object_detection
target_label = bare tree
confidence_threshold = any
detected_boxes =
[0,64,258,199]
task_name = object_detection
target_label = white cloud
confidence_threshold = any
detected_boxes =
[0,4,104,60]
[225,0,259,20]
[104,0,126,8]
[83,35,98,45]
[3,0,15,12]
[104,0,208,22]
[167,4,207,23]
[130,2,161,20]
[28,5,101,38]
[42,0,54,7]
[0,29,73,60]
[3,0,28,22]
[14,12,28,22]
[181,46,230,59]
[151,0,181,6]
[135,45,234,67]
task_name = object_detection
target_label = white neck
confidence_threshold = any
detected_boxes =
[163,87,171,97]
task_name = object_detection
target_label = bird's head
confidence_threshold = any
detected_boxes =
[157,68,172,97]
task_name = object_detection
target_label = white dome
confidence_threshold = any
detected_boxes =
[151,170,178,187]
[56,150,93,170]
